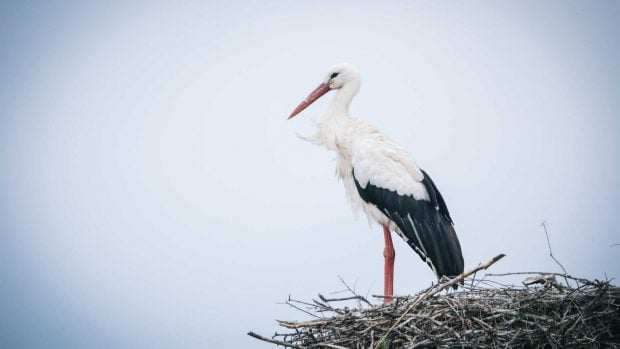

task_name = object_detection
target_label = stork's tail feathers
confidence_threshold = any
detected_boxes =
[438,219,464,289]
[437,218,465,279]
[401,214,464,288]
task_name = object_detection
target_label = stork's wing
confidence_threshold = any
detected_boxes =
[352,143,464,279]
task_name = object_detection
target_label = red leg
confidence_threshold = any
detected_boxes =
[383,225,395,303]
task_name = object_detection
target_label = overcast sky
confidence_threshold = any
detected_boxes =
[1,1,619,348]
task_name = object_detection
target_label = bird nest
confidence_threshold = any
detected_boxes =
[249,255,620,348]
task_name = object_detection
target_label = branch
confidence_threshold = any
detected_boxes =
[319,294,372,306]
[247,331,305,349]
[484,271,596,286]
[540,221,569,285]
[331,275,372,306]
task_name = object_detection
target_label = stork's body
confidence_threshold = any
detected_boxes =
[289,64,464,302]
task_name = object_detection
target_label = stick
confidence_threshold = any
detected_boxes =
[319,294,372,306]
[372,253,506,349]
[320,344,349,349]
[333,275,372,306]
[485,272,594,285]
[247,331,305,349]
[371,294,411,300]
[540,221,569,285]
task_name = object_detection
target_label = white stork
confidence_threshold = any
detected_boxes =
[288,63,464,302]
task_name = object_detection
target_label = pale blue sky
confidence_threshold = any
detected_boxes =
[1,1,619,348]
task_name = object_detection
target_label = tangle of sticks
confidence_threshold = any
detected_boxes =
[248,254,620,348]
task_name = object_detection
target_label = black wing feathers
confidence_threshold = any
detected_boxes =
[353,168,464,279]
[420,169,453,224]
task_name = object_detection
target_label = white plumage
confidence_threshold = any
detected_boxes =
[288,63,464,293]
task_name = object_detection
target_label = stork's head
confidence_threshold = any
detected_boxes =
[288,63,361,119]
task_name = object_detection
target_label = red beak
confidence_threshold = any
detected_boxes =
[288,82,331,119]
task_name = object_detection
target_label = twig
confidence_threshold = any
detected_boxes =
[247,331,305,349]
[541,221,569,285]
[371,294,411,300]
[319,294,372,306]
[485,272,595,286]
[337,275,357,296]
[319,344,348,349]
[335,275,372,306]
[285,296,323,319]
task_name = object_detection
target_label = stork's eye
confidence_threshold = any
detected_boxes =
[330,72,339,79]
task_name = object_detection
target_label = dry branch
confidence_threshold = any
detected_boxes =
[540,221,570,286]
